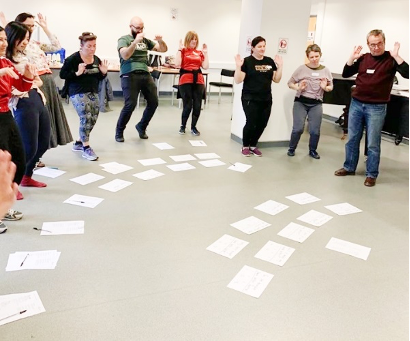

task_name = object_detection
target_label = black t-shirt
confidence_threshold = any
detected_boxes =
[241,55,277,100]
[60,51,106,96]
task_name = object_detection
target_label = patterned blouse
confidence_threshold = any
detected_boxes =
[24,34,61,75]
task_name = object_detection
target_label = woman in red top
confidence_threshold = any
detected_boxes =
[0,25,35,230]
[175,31,209,136]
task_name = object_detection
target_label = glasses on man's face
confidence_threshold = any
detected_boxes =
[368,42,384,49]
[131,25,144,31]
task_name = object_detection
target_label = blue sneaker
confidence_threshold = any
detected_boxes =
[82,147,98,161]
[72,141,83,152]
[191,127,200,136]
[309,150,320,159]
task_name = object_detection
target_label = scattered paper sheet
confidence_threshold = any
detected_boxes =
[198,159,226,168]
[297,210,333,227]
[326,237,371,260]
[324,203,362,216]
[99,162,133,175]
[277,222,315,243]
[189,140,207,146]
[194,153,220,160]
[169,154,197,162]
[40,220,84,235]
[228,162,252,173]
[254,200,289,216]
[33,167,66,178]
[152,142,175,150]
[255,241,295,266]
[0,291,45,326]
[230,216,271,235]
[70,173,105,185]
[206,234,249,259]
[285,192,321,205]
[64,194,104,208]
[133,169,164,180]
[138,158,167,166]
[98,179,133,192]
[6,250,61,271]
[227,265,274,298]
[166,163,196,172]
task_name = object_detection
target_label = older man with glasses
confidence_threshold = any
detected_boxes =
[334,29,409,187]
[115,16,167,142]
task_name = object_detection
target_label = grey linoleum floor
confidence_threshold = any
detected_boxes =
[0,97,408,341]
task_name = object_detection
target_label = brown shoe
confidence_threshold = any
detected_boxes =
[334,168,355,176]
[364,177,376,187]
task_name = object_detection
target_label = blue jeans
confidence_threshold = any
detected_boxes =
[343,98,387,178]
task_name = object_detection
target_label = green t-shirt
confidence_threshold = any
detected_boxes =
[117,35,156,76]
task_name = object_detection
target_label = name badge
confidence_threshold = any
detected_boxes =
[312,72,319,77]
[366,69,375,74]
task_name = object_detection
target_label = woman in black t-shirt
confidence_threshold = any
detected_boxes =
[60,32,108,161]
[234,36,283,157]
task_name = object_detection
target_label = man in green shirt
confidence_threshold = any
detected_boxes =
[115,16,167,142]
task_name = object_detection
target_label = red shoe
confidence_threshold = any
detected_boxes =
[16,190,24,200]
[20,175,47,187]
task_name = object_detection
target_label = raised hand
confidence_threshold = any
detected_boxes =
[23,63,36,79]
[36,13,47,29]
[299,79,307,91]
[0,11,7,27]
[202,43,208,54]
[351,45,363,60]
[99,59,109,74]
[0,67,19,79]
[389,42,400,58]
[320,78,328,90]
[76,63,87,76]
[234,54,243,67]
[154,34,163,42]
[274,55,283,68]
[179,39,184,50]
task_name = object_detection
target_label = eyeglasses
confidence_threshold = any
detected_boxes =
[368,42,384,49]
[131,25,144,31]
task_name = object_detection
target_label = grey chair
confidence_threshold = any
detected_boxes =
[208,69,235,104]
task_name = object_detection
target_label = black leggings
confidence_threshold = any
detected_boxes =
[179,83,205,129]
[241,98,272,147]
[0,112,26,184]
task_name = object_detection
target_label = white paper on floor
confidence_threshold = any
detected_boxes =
[64,194,104,208]
[227,265,274,298]
[198,159,226,168]
[138,158,167,166]
[206,234,249,259]
[277,222,315,243]
[169,154,197,162]
[230,216,271,235]
[285,192,321,205]
[326,237,371,260]
[166,163,196,172]
[99,162,133,174]
[40,220,84,235]
[70,173,105,185]
[189,140,207,146]
[254,200,289,216]
[33,167,66,178]
[98,179,133,192]
[6,250,61,271]
[254,241,295,266]
[133,169,165,180]
[297,209,333,227]
[152,142,175,150]
[194,153,220,159]
[324,203,362,216]
[228,162,252,173]
[0,291,45,326]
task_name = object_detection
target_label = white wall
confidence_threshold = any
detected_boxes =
[312,0,409,117]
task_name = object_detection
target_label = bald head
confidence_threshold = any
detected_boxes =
[130,16,143,27]
[129,16,144,37]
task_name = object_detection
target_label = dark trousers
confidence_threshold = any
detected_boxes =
[13,89,51,177]
[241,98,272,147]
[0,112,26,184]
[179,83,205,128]
[116,72,158,134]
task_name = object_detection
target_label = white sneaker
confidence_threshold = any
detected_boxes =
[3,209,23,221]
[0,220,7,234]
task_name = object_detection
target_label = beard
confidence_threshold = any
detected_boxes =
[131,29,137,39]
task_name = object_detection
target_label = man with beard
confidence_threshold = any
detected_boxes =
[115,16,167,142]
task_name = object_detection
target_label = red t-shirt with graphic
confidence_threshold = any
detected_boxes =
[179,48,205,85]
